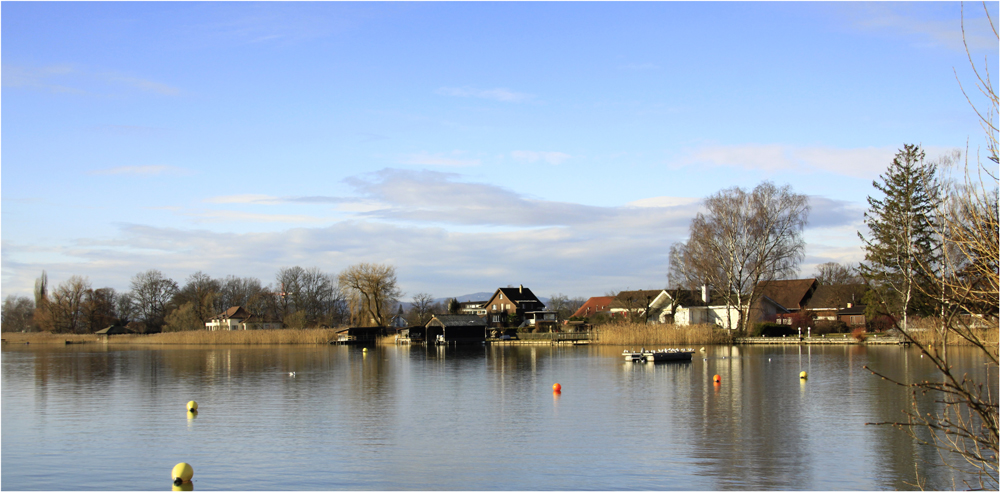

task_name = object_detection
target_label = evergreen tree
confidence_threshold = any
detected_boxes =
[858,144,942,331]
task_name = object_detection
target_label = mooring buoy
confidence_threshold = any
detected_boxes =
[172,462,193,485]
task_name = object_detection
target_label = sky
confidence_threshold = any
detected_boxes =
[2,1,998,302]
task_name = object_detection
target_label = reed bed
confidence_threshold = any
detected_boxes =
[595,322,731,346]
[3,329,343,345]
[903,318,999,347]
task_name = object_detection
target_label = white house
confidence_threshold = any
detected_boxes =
[206,306,281,331]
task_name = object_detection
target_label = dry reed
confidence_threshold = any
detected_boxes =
[595,322,731,346]
[2,329,342,345]
[903,318,999,347]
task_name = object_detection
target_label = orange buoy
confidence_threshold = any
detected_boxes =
[552,383,562,392]
[713,374,721,383]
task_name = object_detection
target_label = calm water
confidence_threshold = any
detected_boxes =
[1,342,988,490]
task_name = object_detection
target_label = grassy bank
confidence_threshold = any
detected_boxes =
[2,329,343,345]
[595,322,731,346]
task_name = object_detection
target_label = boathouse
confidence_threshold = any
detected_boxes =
[425,314,486,343]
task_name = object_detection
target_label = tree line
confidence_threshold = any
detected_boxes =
[1,263,405,333]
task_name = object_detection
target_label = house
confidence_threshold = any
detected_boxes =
[570,296,615,319]
[206,306,281,331]
[425,314,487,343]
[482,285,545,327]
[670,286,748,329]
[755,278,818,324]
[524,310,559,330]
[803,284,868,322]
[609,290,672,322]
[458,301,488,316]
[838,303,867,327]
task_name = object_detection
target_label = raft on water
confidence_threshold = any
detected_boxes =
[623,348,695,363]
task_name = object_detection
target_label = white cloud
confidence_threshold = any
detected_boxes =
[88,165,193,176]
[511,150,572,165]
[436,86,533,102]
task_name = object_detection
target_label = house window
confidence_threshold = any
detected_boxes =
[500,293,503,300]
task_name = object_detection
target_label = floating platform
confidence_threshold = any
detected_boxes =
[623,348,694,363]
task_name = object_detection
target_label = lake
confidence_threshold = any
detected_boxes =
[1,342,986,490]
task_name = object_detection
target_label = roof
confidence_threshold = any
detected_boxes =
[426,314,487,328]
[610,290,666,309]
[211,306,251,321]
[95,325,127,335]
[486,286,543,306]
[806,284,868,309]
[664,288,734,307]
[756,279,818,311]
[571,296,615,318]
[839,304,866,316]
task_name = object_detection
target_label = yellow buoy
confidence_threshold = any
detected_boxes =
[171,462,193,485]
[800,371,808,379]
[362,347,367,352]
[186,401,198,412]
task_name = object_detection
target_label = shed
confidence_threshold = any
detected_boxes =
[425,314,486,343]
[333,326,384,344]
[95,325,128,338]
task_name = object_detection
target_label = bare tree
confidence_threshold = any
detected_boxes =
[812,262,859,286]
[1,296,35,332]
[669,181,809,332]
[408,293,437,326]
[174,271,220,324]
[82,287,119,332]
[338,263,402,327]
[129,270,178,332]
[46,276,91,333]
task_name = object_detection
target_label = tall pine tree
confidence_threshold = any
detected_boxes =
[858,144,942,331]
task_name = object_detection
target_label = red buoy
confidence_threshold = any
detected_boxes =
[713,374,721,383]
[552,383,562,392]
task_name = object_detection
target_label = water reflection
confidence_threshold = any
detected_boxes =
[1,343,989,490]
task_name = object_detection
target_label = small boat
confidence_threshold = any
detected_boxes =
[623,348,695,363]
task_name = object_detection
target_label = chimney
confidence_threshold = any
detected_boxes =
[519,284,523,294]
[701,285,709,304]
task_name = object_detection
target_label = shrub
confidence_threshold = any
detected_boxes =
[751,322,795,337]
[851,327,868,342]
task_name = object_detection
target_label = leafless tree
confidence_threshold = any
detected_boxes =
[46,276,91,333]
[669,181,809,332]
[407,293,437,326]
[338,262,402,327]
[129,270,179,331]
[1,296,35,332]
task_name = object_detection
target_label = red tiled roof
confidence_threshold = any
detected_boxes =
[571,296,615,318]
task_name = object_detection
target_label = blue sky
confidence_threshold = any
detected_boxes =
[2,2,997,301]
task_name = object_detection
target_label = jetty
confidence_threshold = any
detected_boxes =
[623,348,694,363]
